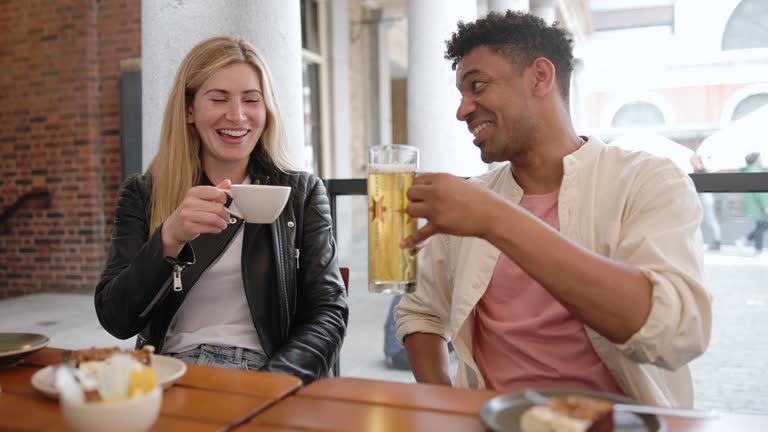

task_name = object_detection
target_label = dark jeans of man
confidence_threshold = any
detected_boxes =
[747,220,768,251]
[384,295,411,370]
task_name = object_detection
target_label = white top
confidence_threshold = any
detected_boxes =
[396,136,712,407]
[164,179,265,355]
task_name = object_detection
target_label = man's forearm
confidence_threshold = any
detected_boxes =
[483,204,653,343]
[403,332,452,385]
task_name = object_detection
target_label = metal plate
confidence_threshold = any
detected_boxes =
[480,389,665,432]
[0,333,49,367]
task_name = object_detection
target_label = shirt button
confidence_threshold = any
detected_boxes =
[473,283,482,290]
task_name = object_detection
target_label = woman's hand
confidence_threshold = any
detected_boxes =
[161,179,232,257]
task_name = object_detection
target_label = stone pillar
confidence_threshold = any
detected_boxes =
[377,11,393,147]
[488,0,530,13]
[571,58,587,131]
[531,0,557,23]
[330,0,352,178]
[407,0,485,176]
[141,0,304,169]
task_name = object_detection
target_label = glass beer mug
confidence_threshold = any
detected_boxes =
[367,145,419,294]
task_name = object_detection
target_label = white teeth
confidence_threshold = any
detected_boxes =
[472,122,490,136]
[219,129,248,137]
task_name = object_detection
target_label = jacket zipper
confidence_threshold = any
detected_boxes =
[139,259,190,319]
[276,221,291,337]
[295,248,300,270]
[172,264,183,291]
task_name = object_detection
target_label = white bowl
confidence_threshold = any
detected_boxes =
[60,387,162,432]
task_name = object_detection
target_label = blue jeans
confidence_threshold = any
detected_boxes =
[748,220,768,251]
[168,344,267,371]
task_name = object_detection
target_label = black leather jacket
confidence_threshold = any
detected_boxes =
[94,157,348,383]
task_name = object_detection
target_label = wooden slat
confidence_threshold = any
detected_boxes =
[235,424,309,432]
[161,385,272,425]
[178,364,301,399]
[42,416,225,432]
[0,364,41,397]
[150,417,224,432]
[298,377,498,416]
[0,392,64,430]
[21,347,68,367]
[248,396,486,432]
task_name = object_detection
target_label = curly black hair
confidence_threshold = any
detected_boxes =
[445,10,574,102]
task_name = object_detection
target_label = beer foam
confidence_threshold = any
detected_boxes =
[369,163,417,173]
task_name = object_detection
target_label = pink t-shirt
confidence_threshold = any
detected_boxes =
[472,190,624,395]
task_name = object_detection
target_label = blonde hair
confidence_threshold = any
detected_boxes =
[146,36,295,233]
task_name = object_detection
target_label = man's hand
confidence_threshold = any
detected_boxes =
[161,179,232,257]
[401,173,506,247]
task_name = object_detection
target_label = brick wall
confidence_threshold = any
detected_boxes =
[0,0,141,298]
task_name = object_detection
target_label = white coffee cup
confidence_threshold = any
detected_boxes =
[218,184,291,224]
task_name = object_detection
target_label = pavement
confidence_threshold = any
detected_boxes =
[0,198,765,415]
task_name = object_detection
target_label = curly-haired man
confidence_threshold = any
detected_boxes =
[395,11,711,407]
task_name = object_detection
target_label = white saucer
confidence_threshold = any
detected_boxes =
[30,353,187,398]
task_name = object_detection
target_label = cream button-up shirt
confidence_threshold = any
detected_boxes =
[395,137,712,408]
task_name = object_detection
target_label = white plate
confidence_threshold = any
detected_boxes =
[30,354,187,398]
[0,333,49,367]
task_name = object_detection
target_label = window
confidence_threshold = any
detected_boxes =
[722,0,768,50]
[611,101,666,128]
[301,0,330,175]
[302,62,322,174]
[301,0,321,53]
[731,93,768,121]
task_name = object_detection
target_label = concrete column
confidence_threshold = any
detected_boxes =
[488,0,530,13]
[407,0,485,176]
[531,0,557,24]
[330,0,352,178]
[377,11,393,147]
[570,58,587,131]
[142,0,303,170]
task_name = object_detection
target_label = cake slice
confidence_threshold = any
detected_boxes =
[520,395,614,432]
[71,345,154,367]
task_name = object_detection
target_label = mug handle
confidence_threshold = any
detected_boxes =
[217,188,244,222]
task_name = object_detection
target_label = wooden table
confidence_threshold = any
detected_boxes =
[0,348,301,431]
[3,350,768,431]
[238,377,768,432]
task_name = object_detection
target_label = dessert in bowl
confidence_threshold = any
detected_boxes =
[56,348,162,432]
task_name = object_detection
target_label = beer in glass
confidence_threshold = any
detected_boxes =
[368,145,419,294]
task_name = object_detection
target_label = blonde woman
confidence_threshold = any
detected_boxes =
[95,36,348,383]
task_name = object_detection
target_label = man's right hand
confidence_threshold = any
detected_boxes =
[161,179,232,257]
[403,332,452,386]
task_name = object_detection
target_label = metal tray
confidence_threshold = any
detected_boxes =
[0,332,49,367]
[479,389,665,432]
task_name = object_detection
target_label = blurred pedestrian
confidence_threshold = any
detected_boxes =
[691,154,721,251]
[740,152,768,255]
